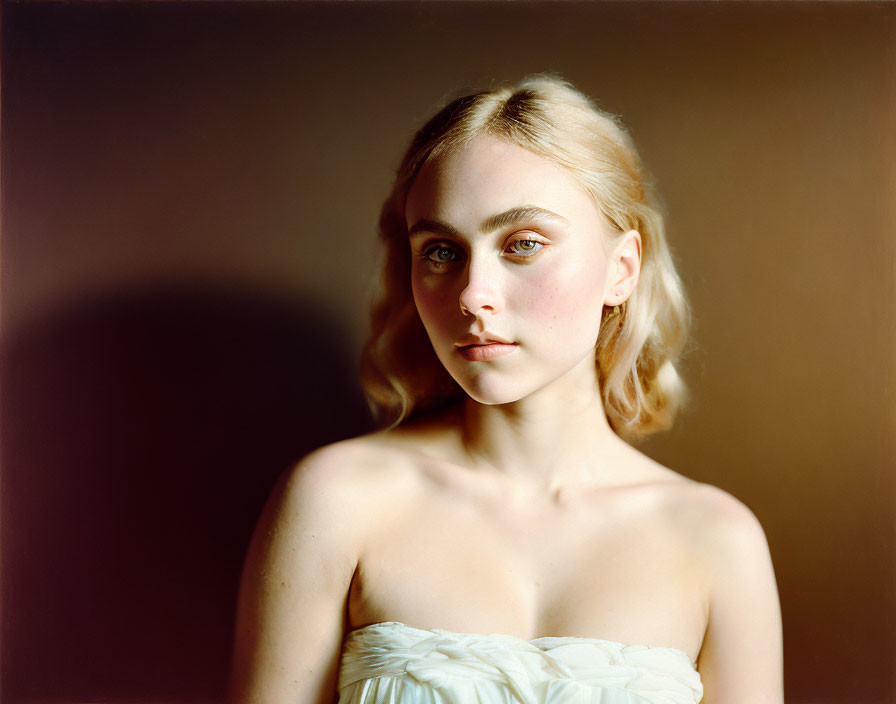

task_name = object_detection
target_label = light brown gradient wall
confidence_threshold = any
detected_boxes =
[2,2,894,703]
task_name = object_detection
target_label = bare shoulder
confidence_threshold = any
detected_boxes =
[664,486,783,699]
[284,434,398,495]
[229,434,418,704]
[654,477,760,522]
[646,473,782,696]
[664,481,769,559]
[648,476,771,566]
[276,432,427,524]
[614,448,773,580]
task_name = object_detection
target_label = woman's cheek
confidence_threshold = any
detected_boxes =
[412,273,455,333]
[516,263,600,323]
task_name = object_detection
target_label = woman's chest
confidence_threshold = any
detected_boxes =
[347,489,708,662]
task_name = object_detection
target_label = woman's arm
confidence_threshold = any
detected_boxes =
[696,485,784,703]
[228,447,362,704]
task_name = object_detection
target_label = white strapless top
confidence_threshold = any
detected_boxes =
[338,621,702,704]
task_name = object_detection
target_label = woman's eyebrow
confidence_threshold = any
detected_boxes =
[481,205,570,233]
[408,205,569,238]
[407,218,460,239]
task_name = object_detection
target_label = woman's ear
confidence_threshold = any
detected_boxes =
[605,230,642,305]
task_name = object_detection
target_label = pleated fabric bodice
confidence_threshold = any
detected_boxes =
[338,621,702,704]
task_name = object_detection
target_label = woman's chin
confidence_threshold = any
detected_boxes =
[453,377,531,407]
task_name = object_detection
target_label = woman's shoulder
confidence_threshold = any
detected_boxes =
[613,446,769,558]
[277,427,439,514]
[615,445,762,531]
[660,478,766,541]
[645,473,772,581]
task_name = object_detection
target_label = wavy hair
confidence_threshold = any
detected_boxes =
[360,75,690,441]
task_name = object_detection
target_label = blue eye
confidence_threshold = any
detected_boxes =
[506,239,543,257]
[423,245,461,264]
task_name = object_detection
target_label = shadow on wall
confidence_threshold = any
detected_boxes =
[1,285,373,703]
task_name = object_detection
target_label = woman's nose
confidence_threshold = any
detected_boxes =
[458,257,503,317]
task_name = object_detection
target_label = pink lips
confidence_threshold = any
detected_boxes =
[455,333,518,362]
[457,343,518,361]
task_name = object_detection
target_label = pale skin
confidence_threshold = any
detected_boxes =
[228,136,784,704]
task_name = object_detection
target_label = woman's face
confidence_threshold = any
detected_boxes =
[405,135,623,406]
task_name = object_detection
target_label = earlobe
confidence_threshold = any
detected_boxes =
[607,230,642,306]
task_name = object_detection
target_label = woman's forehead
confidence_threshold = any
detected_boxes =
[406,135,598,230]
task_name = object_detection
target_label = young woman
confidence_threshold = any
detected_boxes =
[228,76,783,704]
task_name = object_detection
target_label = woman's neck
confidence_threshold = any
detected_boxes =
[456,367,632,500]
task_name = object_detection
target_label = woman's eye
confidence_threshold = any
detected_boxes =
[423,245,461,264]
[506,239,543,257]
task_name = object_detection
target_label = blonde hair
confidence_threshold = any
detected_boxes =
[360,75,690,441]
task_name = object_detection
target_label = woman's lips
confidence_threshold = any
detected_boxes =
[456,342,518,362]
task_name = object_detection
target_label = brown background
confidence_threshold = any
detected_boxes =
[2,2,894,703]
